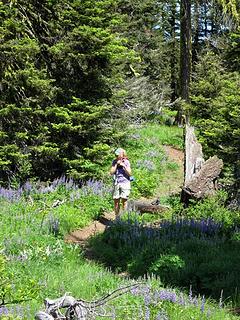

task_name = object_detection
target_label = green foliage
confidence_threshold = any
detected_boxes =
[149,254,185,277]
[90,209,240,300]
[182,191,240,227]
[225,28,240,71]
[119,124,183,199]
[0,254,12,305]
[0,0,133,184]
[0,123,239,319]
[190,50,240,188]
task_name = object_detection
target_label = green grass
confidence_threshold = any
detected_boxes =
[114,124,184,199]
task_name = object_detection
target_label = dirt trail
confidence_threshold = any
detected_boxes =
[163,146,184,166]
[65,212,115,244]
[65,146,184,245]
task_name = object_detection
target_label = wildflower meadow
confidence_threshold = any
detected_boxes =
[0,125,239,319]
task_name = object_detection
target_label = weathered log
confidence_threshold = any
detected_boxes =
[127,200,169,214]
[183,156,223,199]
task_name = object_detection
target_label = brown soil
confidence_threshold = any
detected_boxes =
[64,146,184,246]
[163,145,184,166]
[64,211,115,245]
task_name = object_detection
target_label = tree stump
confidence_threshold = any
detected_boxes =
[181,125,223,205]
[183,156,223,199]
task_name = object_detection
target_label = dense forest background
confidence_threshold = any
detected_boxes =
[0,0,239,195]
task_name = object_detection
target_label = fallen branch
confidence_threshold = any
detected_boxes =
[35,283,142,320]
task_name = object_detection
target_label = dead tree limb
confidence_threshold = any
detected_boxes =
[35,283,142,320]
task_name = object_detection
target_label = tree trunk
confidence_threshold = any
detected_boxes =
[170,0,178,102]
[180,0,191,101]
[192,0,200,66]
[176,0,191,125]
[184,124,204,184]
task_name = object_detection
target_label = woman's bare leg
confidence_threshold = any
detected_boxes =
[114,199,120,216]
[121,198,128,213]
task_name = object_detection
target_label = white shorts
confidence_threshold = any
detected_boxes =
[112,182,131,199]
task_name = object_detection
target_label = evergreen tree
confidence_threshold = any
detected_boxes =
[0,0,131,184]
[190,50,240,188]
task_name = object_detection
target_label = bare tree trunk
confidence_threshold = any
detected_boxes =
[170,0,178,102]
[192,0,200,66]
[176,0,192,125]
[183,156,223,199]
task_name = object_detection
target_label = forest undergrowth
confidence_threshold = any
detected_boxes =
[0,124,240,320]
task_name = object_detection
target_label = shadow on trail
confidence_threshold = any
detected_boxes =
[87,216,240,303]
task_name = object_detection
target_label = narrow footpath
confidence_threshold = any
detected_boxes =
[65,146,184,245]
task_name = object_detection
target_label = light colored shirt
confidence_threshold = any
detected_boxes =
[112,158,131,184]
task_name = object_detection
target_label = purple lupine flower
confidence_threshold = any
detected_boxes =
[145,306,150,320]
[138,305,144,318]
[48,215,60,236]
[0,306,9,316]
[144,294,151,306]
[189,285,193,303]
[192,296,198,307]
[136,160,155,171]
[131,287,139,295]
[178,293,185,306]
[219,289,223,308]
[156,310,169,320]
[23,180,32,193]
[200,295,205,313]
[0,186,23,201]
[146,150,159,158]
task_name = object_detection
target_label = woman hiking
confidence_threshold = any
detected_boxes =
[110,148,131,217]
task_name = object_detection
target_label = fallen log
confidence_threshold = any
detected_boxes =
[127,200,169,214]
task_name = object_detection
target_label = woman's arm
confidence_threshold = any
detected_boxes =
[121,162,131,176]
[122,165,131,176]
[110,162,118,175]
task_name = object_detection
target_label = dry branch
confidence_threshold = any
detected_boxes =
[35,283,142,320]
